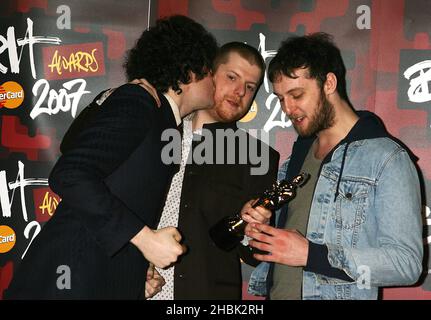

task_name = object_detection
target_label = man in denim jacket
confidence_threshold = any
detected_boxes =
[245,33,423,300]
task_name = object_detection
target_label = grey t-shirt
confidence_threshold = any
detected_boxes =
[270,144,322,300]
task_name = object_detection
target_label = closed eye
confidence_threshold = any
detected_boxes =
[247,85,256,93]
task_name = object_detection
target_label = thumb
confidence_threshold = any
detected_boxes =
[147,266,154,280]
[172,229,182,242]
[180,243,187,254]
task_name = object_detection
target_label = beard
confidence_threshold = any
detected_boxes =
[295,91,335,137]
[211,97,249,123]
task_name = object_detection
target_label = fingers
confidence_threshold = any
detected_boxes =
[242,208,271,224]
[146,263,155,280]
[166,226,182,242]
[240,199,255,215]
[168,227,187,255]
[162,227,186,263]
[244,223,253,235]
[246,199,256,208]
[241,200,272,224]
[151,269,165,287]
[145,268,166,298]
[246,223,279,255]
[247,230,272,245]
[249,223,277,236]
[145,279,163,298]
[169,228,186,255]
[255,206,272,220]
[142,227,186,268]
[253,252,276,262]
[245,221,263,234]
[158,227,183,245]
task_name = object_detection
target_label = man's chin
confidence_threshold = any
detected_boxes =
[215,111,237,123]
[218,116,234,123]
[295,126,313,138]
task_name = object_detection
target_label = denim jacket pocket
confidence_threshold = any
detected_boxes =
[314,273,357,300]
[331,178,372,245]
[315,273,356,286]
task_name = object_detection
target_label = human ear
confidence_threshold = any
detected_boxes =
[324,72,337,95]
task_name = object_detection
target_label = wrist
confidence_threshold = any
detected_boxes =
[302,239,309,266]
[131,225,151,246]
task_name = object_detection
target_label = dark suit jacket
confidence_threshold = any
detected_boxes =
[5,84,179,299]
[174,121,279,299]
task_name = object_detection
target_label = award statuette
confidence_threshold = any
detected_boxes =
[209,172,310,251]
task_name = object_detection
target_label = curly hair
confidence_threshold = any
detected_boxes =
[268,32,350,103]
[124,15,218,93]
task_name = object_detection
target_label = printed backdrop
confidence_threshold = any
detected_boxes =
[0,0,430,300]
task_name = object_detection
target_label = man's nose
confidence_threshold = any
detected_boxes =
[281,99,293,116]
[234,83,246,97]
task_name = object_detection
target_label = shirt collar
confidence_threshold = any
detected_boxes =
[163,93,181,126]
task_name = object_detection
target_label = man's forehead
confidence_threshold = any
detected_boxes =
[218,52,253,68]
[272,70,319,95]
[216,53,261,79]
[281,67,311,79]
[273,68,313,84]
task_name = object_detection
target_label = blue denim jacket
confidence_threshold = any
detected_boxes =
[248,113,423,300]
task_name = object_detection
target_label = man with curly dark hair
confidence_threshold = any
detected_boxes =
[5,15,218,300]
[125,15,216,94]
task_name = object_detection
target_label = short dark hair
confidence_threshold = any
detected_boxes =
[213,42,265,84]
[124,15,218,93]
[268,32,350,103]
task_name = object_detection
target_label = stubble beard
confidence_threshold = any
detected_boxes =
[296,91,335,137]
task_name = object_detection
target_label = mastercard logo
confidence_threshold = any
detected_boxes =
[0,81,25,109]
[239,100,258,123]
[0,225,16,253]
